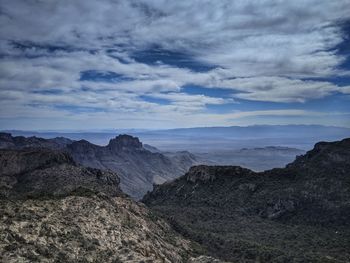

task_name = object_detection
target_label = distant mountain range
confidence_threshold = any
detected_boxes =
[195,146,305,171]
[143,138,350,262]
[133,125,350,151]
[4,124,350,151]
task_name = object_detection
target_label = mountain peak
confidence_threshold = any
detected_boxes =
[108,134,142,151]
[288,137,350,170]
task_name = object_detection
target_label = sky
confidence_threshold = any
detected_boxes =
[0,0,350,130]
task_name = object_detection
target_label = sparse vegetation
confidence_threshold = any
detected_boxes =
[144,138,350,262]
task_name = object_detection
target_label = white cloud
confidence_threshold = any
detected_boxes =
[209,76,350,102]
[0,0,349,129]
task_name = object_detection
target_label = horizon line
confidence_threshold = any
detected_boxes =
[1,124,350,134]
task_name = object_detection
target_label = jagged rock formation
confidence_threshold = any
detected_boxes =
[0,147,203,262]
[143,138,350,262]
[66,135,198,199]
[0,133,198,199]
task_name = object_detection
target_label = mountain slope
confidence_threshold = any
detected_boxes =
[67,135,198,199]
[0,148,123,199]
[143,138,350,262]
[0,133,198,199]
[0,147,204,262]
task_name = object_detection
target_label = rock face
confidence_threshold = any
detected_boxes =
[143,138,350,262]
[0,133,198,199]
[0,148,123,199]
[108,134,143,151]
[67,135,198,199]
[0,148,197,262]
[0,196,194,263]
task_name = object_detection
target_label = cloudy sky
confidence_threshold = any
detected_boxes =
[0,0,350,130]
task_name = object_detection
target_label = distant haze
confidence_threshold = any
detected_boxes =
[5,125,350,152]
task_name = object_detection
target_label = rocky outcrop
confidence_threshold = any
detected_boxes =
[67,135,198,199]
[0,195,194,263]
[0,133,198,199]
[0,147,201,262]
[143,138,350,262]
[108,134,143,151]
[0,148,122,199]
[288,138,350,170]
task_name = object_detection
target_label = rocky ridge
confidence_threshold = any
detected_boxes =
[67,134,198,199]
[0,148,122,199]
[0,133,198,199]
[0,147,222,262]
[143,138,350,262]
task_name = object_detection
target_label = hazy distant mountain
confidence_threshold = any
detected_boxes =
[144,138,350,262]
[4,125,350,151]
[133,125,350,151]
[197,146,305,171]
[147,125,350,138]
[0,147,202,262]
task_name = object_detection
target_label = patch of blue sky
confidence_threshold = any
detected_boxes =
[182,85,237,98]
[79,70,133,82]
[53,104,106,113]
[32,89,64,95]
[300,76,350,87]
[130,46,217,72]
[139,95,171,105]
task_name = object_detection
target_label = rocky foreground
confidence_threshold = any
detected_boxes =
[143,138,350,262]
[0,148,222,263]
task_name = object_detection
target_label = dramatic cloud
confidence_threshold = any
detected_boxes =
[0,0,349,129]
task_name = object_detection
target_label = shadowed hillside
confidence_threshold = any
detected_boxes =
[143,138,350,262]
